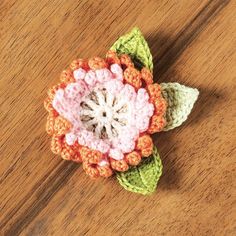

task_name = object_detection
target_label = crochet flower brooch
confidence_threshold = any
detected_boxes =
[44,28,199,195]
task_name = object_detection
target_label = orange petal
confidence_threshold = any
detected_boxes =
[148,115,166,134]
[123,67,142,90]
[83,161,100,178]
[146,83,161,102]
[153,97,167,116]
[61,142,75,160]
[141,147,153,157]
[51,135,63,155]
[88,57,108,70]
[54,116,71,136]
[141,67,153,85]
[110,159,129,172]
[80,146,103,164]
[70,152,82,163]
[106,50,120,65]
[120,54,134,68]
[70,145,82,163]
[97,165,113,178]
[46,114,55,135]
[69,143,83,163]
[70,58,89,71]
[44,97,54,113]
[80,146,91,160]
[136,135,153,157]
[60,69,75,83]
[88,150,103,164]
[125,151,141,166]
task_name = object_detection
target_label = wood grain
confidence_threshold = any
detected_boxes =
[0,0,235,235]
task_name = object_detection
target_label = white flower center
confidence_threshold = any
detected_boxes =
[79,87,131,140]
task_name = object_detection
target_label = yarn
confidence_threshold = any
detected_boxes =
[110,27,153,71]
[44,51,166,178]
[161,83,199,131]
[44,27,199,194]
[116,146,162,195]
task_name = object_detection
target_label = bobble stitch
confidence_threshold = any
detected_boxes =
[61,142,75,160]
[83,161,100,178]
[84,70,97,86]
[88,150,103,164]
[110,64,123,81]
[119,84,136,101]
[104,79,123,95]
[88,57,108,70]
[120,54,134,68]
[46,114,55,135]
[141,67,153,85]
[109,148,124,160]
[125,151,141,166]
[153,97,167,116]
[54,116,71,136]
[65,132,77,145]
[135,116,150,132]
[80,146,102,178]
[60,69,75,83]
[136,134,153,157]
[146,83,161,102]
[110,159,129,172]
[71,152,82,163]
[97,165,113,177]
[51,135,63,155]
[148,115,166,134]
[70,143,83,163]
[44,97,54,113]
[80,146,103,164]
[106,50,120,65]
[73,68,86,81]
[95,68,113,83]
[124,67,142,90]
[70,59,89,71]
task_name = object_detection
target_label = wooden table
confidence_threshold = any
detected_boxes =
[1,0,235,235]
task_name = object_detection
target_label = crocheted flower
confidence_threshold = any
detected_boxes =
[44,27,199,194]
[44,51,166,178]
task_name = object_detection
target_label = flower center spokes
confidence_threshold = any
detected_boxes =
[80,88,130,139]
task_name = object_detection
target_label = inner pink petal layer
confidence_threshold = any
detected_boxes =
[52,64,154,160]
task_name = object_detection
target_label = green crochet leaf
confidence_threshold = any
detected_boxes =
[110,27,153,71]
[161,82,199,131]
[116,147,162,195]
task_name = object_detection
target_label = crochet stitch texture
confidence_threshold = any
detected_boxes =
[44,27,199,194]
[45,51,166,178]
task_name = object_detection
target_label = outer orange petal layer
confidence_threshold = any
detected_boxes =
[136,135,153,157]
[146,83,167,133]
[60,69,75,83]
[110,159,129,172]
[106,50,120,65]
[70,58,89,71]
[54,116,71,136]
[44,52,167,178]
[88,57,108,70]
[125,151,142,166]
[124,67,142,90]
[51,135,63,155]
[119,54,134,68]
[141,67,153,85]
[148,115,166,134]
